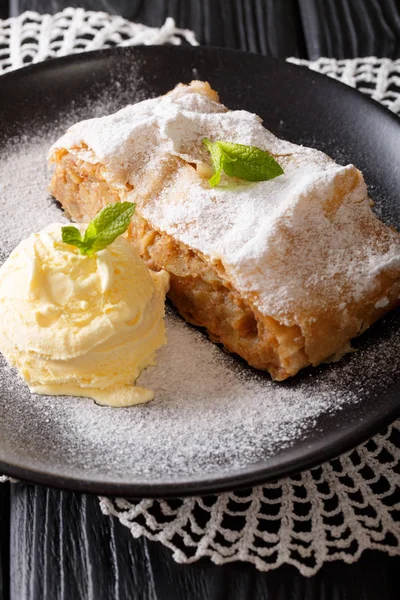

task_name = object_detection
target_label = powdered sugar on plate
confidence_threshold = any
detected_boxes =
[0,94,400,487]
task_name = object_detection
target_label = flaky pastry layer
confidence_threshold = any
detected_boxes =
[49,81,400,380]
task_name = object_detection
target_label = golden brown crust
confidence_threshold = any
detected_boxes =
[50,153,400,380]
[167,80,220,103]
[50,155,313,380]
[48,80,400,380]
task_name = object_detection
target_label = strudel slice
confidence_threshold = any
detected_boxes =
[48,81,400,381]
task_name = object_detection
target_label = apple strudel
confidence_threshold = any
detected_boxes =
[48,81,400,380]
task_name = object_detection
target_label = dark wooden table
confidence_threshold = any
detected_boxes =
[1,1,400,598]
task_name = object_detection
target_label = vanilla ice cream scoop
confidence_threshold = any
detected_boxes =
[0,223,169,407]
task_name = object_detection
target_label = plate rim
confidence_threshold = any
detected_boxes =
[1,44,400,497]
[1,393,400,498]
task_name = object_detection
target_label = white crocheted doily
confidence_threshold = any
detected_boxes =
[1,8,400,577]
[0,8,197,74]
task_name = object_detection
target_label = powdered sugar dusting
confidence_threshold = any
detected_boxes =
[50,84,400,333]
[1,296,400,481]
[0,96,400,485]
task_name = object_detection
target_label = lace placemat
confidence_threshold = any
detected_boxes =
[0,7,400,577]
[0,7,197,73]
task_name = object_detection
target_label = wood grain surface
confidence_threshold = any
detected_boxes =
[299,0,400,59]
[12,0,400,59]
[8,483,400,600]
[0,485,9,600]
[1,1,400,599]
[11,0,307,57]
[0,0,8,19]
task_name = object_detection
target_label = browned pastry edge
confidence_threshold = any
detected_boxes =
[50,152,312,380]
[49,140,400,381]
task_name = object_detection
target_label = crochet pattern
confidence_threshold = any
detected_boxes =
[100,423,400,576]
[290,56,400,113]
[0,8,197,74]
[1,8,399,576]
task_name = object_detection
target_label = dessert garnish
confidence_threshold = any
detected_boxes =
[0,205,169,407]
[202,138,284,187]
[48,81,400,381]
[62,201,135,255]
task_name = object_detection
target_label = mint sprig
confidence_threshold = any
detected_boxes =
[203,138,284,187]
[61,202,135,256]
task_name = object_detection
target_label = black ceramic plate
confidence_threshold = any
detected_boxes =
[0,46,400,497]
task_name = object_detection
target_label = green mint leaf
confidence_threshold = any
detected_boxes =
[61,226,86,251]
[202,138,284,186]
[83,202,136,252]
[208,169,222,187]
[218,141,284,181]
[202,137,220,171]
[203,138,235,187]
[61,202,135,256]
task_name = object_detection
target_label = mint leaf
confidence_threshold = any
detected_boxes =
[82,202,136,254]
[203,138,222,186]
[208,170,223,187]
[61,202,136,256]
[203,138,236,188]
[202,138,284,187]
[61,225,86,250]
